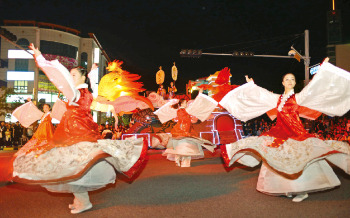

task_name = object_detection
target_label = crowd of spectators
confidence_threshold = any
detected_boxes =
[311,116,350,141]
[98,120,134,140]
[0,118,135,150]
[0,121,27,150]
[1,114,350,150]
[242,115,350,143]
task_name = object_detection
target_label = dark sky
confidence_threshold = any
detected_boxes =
[1,0,350,93]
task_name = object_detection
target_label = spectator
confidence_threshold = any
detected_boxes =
[99,124,105,135]
[26,124,34,140]
[101,127,112,139]
[5,124,12,147]
[13,121,23,148]
[0,121,6,150]
[104,132,113,139]
[112,127,123,140]
[347,119,350,132]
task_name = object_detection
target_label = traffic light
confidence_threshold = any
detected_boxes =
[180,49,202,58]
[0,27,17,41]
[232,51,254,57]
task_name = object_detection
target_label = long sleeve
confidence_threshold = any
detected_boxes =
[12,102,44,128]
[154,99,179,123]
[88,68,99,98]
[220,81,280,122]
[51,99,67,121]
[155,93,218,123]
[35,55,77,102]
[186,93,218,121]
[296,62,350,117]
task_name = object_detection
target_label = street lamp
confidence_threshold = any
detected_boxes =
[180,30,310,85]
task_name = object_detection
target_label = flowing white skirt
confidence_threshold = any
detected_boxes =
[13,138,145,193]
[224,136,350,194]
[257,160,340,195]
[163,137,216,161]
[42,160,116,193]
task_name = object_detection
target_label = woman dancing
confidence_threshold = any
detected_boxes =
[12,44,146,214]
[11,100,55,152]
[220,60,350,202]
[33,103,55,142]
[156,92,218,167]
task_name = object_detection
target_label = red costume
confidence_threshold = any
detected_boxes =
[52,88,100,146]
[171,108,196,137]
[220,61,350,198]
[13,56,147,187]
[32,112,54,142]
[261,95,317,147]
[158,94,218,167]
[12,50,147,214]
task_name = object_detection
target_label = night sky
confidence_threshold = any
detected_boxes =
[1,0,350,93]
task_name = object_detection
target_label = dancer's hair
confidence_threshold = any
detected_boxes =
[43,104,51,110]
[282,73,296,81]
[73,67,93,92]
[171,99,186,109]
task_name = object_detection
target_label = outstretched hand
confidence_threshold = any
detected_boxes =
[245,75,254,83]
[91,63,98,71]
[28,43,41,57]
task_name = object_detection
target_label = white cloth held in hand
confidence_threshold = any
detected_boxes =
[12,102,43,128]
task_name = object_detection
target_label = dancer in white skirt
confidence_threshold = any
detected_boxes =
[155,91,218,167]
[220,59,350,202]
[11,44,147,214]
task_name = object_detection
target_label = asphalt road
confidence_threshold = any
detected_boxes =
[0,149,349,218]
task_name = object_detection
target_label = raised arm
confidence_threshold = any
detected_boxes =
[296,60,350,117]
[12,101,44,128]
[29,43,77,103]
[154,99,179,123]
[28,43,41,58]
[220,77,280,122]
[186,92,218,121]
[245,75,254,83]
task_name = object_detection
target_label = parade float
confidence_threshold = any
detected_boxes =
[121,66,244,149]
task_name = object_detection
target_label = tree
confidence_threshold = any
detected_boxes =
[0,87,23,118]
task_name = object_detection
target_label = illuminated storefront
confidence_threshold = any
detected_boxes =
[0,20,109,122]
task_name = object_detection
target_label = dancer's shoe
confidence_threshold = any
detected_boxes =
[181,157,191,167]
[292,193,308,202]
[69,197,79,209]
[70,192,93,214]
[71,203,92,214]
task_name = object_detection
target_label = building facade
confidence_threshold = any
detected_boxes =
[0,21,109,122]
[326,7,350,72]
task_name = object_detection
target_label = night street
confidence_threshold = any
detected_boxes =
[1,1,350,217]
[1,150,349,217]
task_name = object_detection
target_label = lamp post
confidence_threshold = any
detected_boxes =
[181,30,311,85]
[288,30,310,85]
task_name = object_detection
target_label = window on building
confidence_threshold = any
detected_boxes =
[13,38,30,71]
[40,40,78,59]
[81,52,88,68]
[15,59,29,71]
[0,59,8,68]
[14,80,28,93]
[16,38,30,48]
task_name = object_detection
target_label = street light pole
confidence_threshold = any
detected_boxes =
[201,52,294,59]
[181,30,311,85]
[304,29,310,85]
[34,28,40,103]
